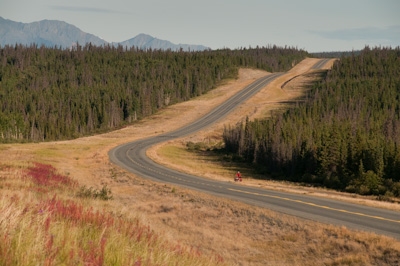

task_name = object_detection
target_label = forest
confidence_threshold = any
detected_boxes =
[223,47,400,197]
[0,44,307,141]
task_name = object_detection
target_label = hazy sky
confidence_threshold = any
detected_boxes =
[1,0,399,52]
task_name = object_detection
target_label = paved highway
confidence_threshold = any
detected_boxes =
[311,58,331,69]
[109,59,400,240]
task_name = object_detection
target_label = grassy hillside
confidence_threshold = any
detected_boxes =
[0,44,307,142]
[223,46,400,197]
[0,162,225,265]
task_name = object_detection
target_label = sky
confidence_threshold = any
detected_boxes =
[0,0,399,52]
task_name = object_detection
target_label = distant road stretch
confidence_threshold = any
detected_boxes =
[109,59,400,240]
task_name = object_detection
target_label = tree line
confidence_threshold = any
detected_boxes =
[0,44,308,142]
[223,47,400,197]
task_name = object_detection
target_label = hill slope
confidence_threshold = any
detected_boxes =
[0,45,307,142]
[223,47,400,197]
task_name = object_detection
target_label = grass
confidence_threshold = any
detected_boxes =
[0,162,225,265]
[152,143,400,265]
[154,141,265,182]
[153,142,244,182]
[144,180,400,265]
[34,148,66,160]
[157,144,213,170]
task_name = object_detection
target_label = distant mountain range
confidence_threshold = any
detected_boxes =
[116,34,209,52]
[0,17,209,51]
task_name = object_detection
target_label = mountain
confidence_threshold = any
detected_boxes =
[117,33,209,51]
[0,17,107,48]
[0,17,209,51]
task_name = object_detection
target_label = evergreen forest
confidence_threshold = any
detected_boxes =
[0,44,307,141]
[223,47,400,197]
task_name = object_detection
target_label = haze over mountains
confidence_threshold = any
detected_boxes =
[0,16,209,51]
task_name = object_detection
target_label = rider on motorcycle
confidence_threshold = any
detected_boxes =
[235,171,242,182]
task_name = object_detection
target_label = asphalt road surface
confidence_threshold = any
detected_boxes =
[109,59,400,240]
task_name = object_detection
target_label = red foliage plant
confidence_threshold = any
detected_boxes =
[39,195,114,228]
[25,163,78,190]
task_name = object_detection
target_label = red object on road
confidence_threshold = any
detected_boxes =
[235,171,242,182]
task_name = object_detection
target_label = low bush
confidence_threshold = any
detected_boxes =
[76,185,113,200]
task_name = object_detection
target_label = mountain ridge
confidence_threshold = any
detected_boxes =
[116,33,209,51]
[0,17,209,51]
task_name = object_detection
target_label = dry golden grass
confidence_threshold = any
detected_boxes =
[1,60,400,265]
[104,167,400,266]
[0,163,225,265]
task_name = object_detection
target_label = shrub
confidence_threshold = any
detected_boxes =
[187,141,208,151]
[76,185,113,200]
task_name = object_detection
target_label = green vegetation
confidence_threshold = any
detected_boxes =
[0,44,307,142]
[76,184,113,200]
[223,47,400,197]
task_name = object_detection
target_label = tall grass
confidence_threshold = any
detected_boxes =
[0,162,225,265]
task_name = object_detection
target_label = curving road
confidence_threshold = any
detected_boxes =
[109,59,400,240]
